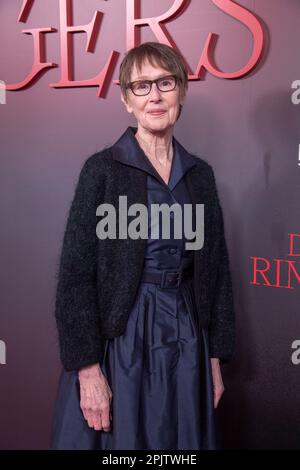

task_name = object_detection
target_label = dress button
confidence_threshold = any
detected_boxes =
[169,248,177,254]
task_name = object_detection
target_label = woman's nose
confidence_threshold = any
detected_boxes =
[149,82,162,100]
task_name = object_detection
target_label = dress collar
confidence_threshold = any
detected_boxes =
[112,126,197,191]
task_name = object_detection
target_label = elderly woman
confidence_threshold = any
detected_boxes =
[50,42,235,450]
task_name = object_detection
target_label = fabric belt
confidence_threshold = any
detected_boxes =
[141,265,193,288]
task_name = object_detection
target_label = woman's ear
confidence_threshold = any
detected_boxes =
[121,93,133,114]
[180,83,188,106]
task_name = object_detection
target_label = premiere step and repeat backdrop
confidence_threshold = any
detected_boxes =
[0,0,299,449]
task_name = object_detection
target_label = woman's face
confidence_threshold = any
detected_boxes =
[121,60,186,135]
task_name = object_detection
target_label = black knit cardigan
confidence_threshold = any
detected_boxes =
[54,147,235,371]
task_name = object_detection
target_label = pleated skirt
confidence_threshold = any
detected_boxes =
[50,277,219,450]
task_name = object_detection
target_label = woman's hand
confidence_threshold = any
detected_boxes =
[210,358,225,409]
[78,363,113,432]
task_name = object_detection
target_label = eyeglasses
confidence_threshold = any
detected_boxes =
[126,75,178,96]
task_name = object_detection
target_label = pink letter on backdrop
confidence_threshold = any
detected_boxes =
[1,0,57,91]
[288,234,300,257]
[117,0,192,85]
[194,0,264,79]
[124,0,264,81]
[126,0,188,51]
[250,257,272,286]
[49,0,119,98]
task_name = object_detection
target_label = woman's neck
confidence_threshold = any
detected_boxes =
[135,127,174,167]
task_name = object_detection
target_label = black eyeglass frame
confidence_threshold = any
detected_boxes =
[126,74,179,96]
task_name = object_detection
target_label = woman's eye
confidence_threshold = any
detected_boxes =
[136,82,148,89]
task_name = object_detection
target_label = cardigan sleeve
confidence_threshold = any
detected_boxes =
[207,165,236,364]
[54,153,105,371]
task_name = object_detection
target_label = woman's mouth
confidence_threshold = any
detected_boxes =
[148,111,166,116]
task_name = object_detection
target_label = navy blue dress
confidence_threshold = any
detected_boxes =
[50,127,219,450]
